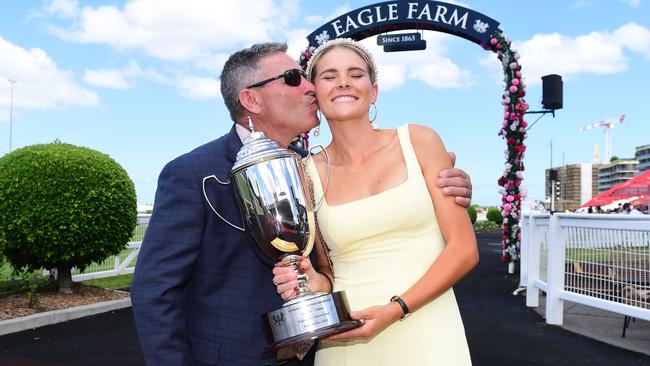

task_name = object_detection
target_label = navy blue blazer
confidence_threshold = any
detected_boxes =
[131,126,287,365]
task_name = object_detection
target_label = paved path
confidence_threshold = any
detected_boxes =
[455,231,649,366]
[1,231,648,365]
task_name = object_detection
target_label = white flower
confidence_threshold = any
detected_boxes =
[315,30,330,45]
[473,19,489,33]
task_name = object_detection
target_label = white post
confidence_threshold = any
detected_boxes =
[526,215,541,307]
[519,214,529,288]
[545,213,565,324]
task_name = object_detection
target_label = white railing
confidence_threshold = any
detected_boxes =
[68,214,150,281]
[523,212,650,325]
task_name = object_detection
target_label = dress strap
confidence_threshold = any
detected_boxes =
[396,124,421,175]
[304,155,325,206]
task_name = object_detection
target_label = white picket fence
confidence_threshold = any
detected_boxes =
[66,214,149,281]
[522,212,650,325]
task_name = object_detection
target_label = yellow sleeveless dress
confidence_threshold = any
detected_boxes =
[307,124,472,366]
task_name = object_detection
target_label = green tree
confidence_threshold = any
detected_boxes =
[610,156,620,162]
[486,207,503,225]
[0,142,136,293]
[467,205,477,224]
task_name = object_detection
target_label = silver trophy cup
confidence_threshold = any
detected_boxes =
[204,129,361,351]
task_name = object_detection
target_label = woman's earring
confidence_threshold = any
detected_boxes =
[369,103,379,130]
[314,110,322,136]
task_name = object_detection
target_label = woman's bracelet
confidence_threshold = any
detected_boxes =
[316,271,334,293]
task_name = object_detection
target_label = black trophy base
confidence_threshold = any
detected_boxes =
[264,319,361,352]
[262,291,363,352]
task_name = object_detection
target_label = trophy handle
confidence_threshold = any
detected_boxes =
[302,211,316,257]
[202,175,245,231]
[307,145,330,212]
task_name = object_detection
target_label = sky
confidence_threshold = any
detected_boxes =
[1,0,649,206]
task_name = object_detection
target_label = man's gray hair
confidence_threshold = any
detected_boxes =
[220,42,288,122]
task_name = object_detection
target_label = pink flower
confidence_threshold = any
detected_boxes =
[509,85,518,93]
[509,62,518,69]
[506,195,514,202]
[511,78,520,86]
[490,38,498,45]
[515,71,522,78]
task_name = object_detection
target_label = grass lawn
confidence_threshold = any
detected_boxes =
[473,220,501,233]
[0,262,14,280]
[81,274,133,289]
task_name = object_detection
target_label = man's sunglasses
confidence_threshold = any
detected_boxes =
[246,69,306,88]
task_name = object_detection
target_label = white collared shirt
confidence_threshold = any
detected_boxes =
[235,123,251,143]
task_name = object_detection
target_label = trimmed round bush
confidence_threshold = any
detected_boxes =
[467,205,477,224]
[486,207,503,225]
[0,142,136,293]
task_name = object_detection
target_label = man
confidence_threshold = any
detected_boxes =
[629,204,645,215]
[131,42,473,366]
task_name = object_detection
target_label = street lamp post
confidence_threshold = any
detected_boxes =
[8,79,17,153]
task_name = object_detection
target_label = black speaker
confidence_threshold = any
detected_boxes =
[541,74,563,110]
[549,169,558,181]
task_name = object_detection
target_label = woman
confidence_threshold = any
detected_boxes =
[273,38,478,365]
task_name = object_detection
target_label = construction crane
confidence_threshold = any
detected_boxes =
[578,114,626,162]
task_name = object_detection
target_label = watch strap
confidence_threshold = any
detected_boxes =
[390,295,411,320]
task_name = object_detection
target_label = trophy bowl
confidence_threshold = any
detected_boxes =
[229,131,362,351]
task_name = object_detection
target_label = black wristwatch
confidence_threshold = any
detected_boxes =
[390,295,411,321]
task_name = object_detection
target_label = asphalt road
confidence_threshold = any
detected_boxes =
[1,231,648,366]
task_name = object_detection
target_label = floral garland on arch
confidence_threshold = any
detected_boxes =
[485,32,529,265]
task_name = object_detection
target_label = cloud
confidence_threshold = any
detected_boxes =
[304,5,352,25]
[618,0,641,7]
[83,61,169,89]
[48,0,300,62]
[570,0,591,9]
[29,0,79,19]
[175,75,221,100]
[0,36,99,122]
[362,33,472,91]
[613,22,650,58]
[84,69,131,89]
[285,28,313,59]
[480,23,650,85]
[192,53,231,73]
[46,0,79,18]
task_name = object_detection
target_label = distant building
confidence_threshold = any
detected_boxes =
[546,163,604,211]
[598,159,639,193]
[635,144,650,173]
[543,143,648,210]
